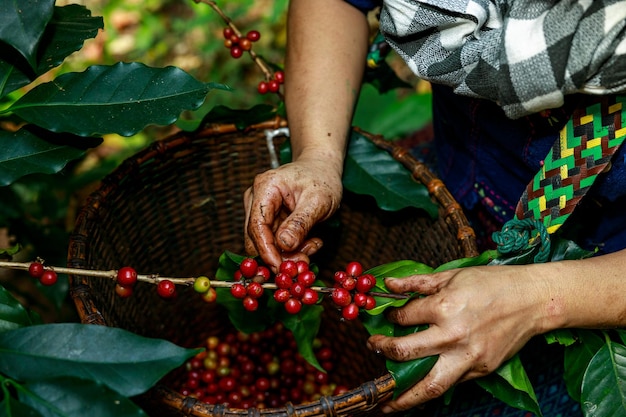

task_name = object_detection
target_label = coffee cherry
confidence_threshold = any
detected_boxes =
[331,287,351,307]
[342,303,359,320]
[223,27,234,39]
[39,270,57,286]
[230,283,247,299]
[268,80,280,93]
[230,46,243,58]
[246,30,261,42]
[297,270,316,287]
[224,38,233,48]
[246,281,264,299]
[279,260,298,278]
[284,298,302,314]
[365,295,377,310]
[289,282,305,299]
[333,270,348,284]
[201,287,218,303]
[274,70,285,84]
[356,274,375,293]
[115,283,134,298]
[28,262,44,278]
[239,38,252,51]
[239,258,258,279]
[242,296,259,312]
[345,261,363,277]
[341,276,356,291]
[117,266,137,287]
[273,288,291,303]
[157,279,177,299]
[353,292,367,308]
[193,276,211,293]
[301,288,319,305]
[256,266,271,282]
[257,81,269,94]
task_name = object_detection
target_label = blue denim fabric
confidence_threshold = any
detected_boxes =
[431,83,626,255]
[343,0,381,13]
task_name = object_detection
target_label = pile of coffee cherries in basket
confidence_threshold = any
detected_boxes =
[176,322,348,408]
[227,258,378,321]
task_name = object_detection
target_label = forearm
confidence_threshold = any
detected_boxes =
[284,0,369,171]
[534,248,626,332]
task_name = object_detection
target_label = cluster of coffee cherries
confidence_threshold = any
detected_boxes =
[271,259,319,315]
[28,261,57,286]
[257,70,284,95]
[331,261,377,320]
[177,322,347,408]
[228,257,272,312]
[223,27,260,59]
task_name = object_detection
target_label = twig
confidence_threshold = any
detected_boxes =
[0,261,410,299]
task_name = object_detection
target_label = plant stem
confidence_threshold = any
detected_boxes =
[0,261,410,299]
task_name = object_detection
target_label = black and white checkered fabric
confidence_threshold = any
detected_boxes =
[378,0,626,119]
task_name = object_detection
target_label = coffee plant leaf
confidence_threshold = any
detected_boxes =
[387,355,438,399]
[5,62,229,137]
[433,250,496,271]
[343,130,437,215]
[581,340,626,417]
[475,354,542,416]
[562,330,605,402]
[0,391,43,417]
[548,236,595,261]
[544,328,578,346]
[0,285,41,333]
[617,329,626,346]
[18,377,147,417]
[0,0,55,69]
[198,104,277,131]
[0,126,102,187]
[280,304,324,372]
[0,323,201,397]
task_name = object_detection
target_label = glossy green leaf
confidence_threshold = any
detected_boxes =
[0,0,55,68]
[0,243,21,257]
[549,236,595,261]
[0,126,102,186]
[433,250,496,272]
[563,330,605,402]
[6,63,228,137]
[0,285,39,333]
[20,377,147,417]
[280,304,324,372]
[0,323,200,397]
[476,354,542,416]
[0,5,104,99]
[544,328,578,346]
[343,130,437,215]
[581,340,626,417]
[0,389,43,417]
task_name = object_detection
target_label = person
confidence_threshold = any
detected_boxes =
[243,0,626,414]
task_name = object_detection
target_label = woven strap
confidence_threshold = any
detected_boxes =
[515,95,626,234]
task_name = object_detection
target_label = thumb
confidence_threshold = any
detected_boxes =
[275,208,321,252]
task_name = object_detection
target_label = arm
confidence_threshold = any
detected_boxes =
[368,249,626,412]
[244,0,370,271]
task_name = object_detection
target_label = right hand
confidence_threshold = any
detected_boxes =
[243,157,343,272]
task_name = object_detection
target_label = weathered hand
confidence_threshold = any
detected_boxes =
[367,265,550,412]
[243,158,343,272]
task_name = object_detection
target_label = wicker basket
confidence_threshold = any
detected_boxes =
[67,118,478,417]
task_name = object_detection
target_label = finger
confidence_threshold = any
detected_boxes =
[384,270,455,295]
[279,237,324,265]
[275,206,322,252]
[367,325,447,362]
[245,186,285,272]
[381,355,469,412]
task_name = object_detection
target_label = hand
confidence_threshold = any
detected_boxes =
[367,265,551,412]
[243,157,343,272]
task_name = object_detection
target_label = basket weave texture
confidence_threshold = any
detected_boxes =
[67,119,478,417]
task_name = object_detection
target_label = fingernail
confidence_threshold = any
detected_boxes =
[381,406,393,414]
[278,230,296,249]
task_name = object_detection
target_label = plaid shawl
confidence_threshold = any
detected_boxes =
[377,0,626,119]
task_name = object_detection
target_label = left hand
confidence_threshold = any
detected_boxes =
[367,264,552,412]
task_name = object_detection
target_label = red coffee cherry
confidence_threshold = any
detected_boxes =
[28,262,44,278]
[116,266,137,287]
[246,30,261,42]
[39,270,57,286]
[157,279,177,299]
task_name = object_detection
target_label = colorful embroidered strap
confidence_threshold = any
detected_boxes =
[515,95,626,234]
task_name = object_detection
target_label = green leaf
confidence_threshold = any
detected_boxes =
[20,377,147,417]
[0,0,55,68]
[432,250,496,272]
[0,125,102,187]
[353,84,432,139]
[280,304,324,372]
[0,5,104,99]
[6,63,229,137]
[0,390,43,417]
[549,236,595,261]
[198,104,276,131]
[476,354,542,416]
[0,285,39,332]
[0,323,200,397]
[581,340,626,417]
[563,330,605,402]
[0,243,21,257]
[343,130,437,214]
[544,328,578,346]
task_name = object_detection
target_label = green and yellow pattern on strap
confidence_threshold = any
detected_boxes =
[515,95,626,234]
